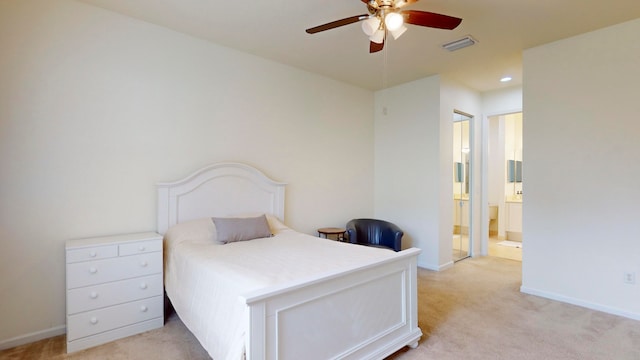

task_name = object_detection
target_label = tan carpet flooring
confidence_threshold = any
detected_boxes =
[2,256,639,359]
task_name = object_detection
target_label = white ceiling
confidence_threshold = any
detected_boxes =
[79,0,640,92]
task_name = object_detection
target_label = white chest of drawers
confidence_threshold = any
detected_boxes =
[65,232,164,353]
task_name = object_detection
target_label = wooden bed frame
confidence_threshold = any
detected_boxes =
[157,162,422,360]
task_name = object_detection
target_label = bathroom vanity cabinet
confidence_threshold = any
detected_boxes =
[505,201,522,241]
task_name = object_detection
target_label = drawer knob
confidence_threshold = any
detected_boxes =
[140,305,148,312]
[90,317,98,325]
[140,261,148,267]
[139,283,148,290]
[89,267,97,274]
[138,245,146,252]
[89,251,97,257]
[90,291,98,299]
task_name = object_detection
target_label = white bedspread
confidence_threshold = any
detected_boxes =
[164,219,397,360]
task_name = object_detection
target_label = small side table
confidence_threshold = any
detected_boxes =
[317,227,346,242]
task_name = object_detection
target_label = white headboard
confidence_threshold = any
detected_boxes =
[157,162,286,234]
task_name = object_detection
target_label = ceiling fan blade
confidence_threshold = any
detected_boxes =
[369,32,385,53]
[306,14,368,34]
[370,40,384,53]
[402,10,462,30]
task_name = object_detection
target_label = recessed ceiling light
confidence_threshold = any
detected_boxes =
[500,76,513,83]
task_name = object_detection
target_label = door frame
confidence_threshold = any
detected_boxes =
[480,108,523,256]
[453,110,474,261]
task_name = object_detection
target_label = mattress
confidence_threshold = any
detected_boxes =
[163,217,397,360]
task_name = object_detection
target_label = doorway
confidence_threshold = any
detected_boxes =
[486,112,522,261]
[453,111,472,262]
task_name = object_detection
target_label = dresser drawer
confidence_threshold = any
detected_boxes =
[66,252,162,289]
[67,274,163,315]
[67,295,163,342]
[119,239,162,256]
[66,244,118,264]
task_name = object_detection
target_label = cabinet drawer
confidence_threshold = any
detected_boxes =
[67,274,163,315]
[67,295,163,341]
[66,253,162,289]
[119,239,162,256]
[66,245,118,264]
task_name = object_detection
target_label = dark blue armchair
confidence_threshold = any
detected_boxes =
[345,218,403,252]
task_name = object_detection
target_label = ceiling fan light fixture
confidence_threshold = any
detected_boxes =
[361,16,381,36]
[384,12,404,31]
[390,25,407,40]
[304,1,464,54]
[370,29,385,44]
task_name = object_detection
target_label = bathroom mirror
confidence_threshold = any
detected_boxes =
[455,162,463,183]
[507,160,522,183]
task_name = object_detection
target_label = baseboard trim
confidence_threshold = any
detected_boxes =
[0,324,66,351]
[418,261,453,272]
[438,261,454,271]
[520,286,640,321]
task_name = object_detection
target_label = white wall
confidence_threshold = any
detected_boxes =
[374,76,481,269]
[482,86,523,116]
[440,78,482,258]
[487,117,505,207]
[374,76,441,268]
[521,18,640,319]
[0,0,375,346]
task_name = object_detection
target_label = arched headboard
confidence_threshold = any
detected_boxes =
[157,162,286,234]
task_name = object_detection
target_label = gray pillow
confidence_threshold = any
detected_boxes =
[211,215,272,244]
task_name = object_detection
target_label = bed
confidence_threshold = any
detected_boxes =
[157,162,422,360]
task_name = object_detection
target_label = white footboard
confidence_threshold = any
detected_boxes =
[241,248,422,360]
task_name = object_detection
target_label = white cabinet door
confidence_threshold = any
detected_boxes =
[506,202,522,232]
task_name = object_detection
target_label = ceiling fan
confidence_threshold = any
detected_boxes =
[305,0,462,53]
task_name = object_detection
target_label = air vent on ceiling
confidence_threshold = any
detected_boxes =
[442,35,478,52]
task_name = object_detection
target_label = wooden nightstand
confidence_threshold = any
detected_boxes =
[317,227,346,241]
[65,232,164,353]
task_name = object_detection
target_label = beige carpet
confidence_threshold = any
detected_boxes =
[2,256,639,359]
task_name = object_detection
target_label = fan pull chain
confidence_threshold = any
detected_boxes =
[382,34,389,89]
